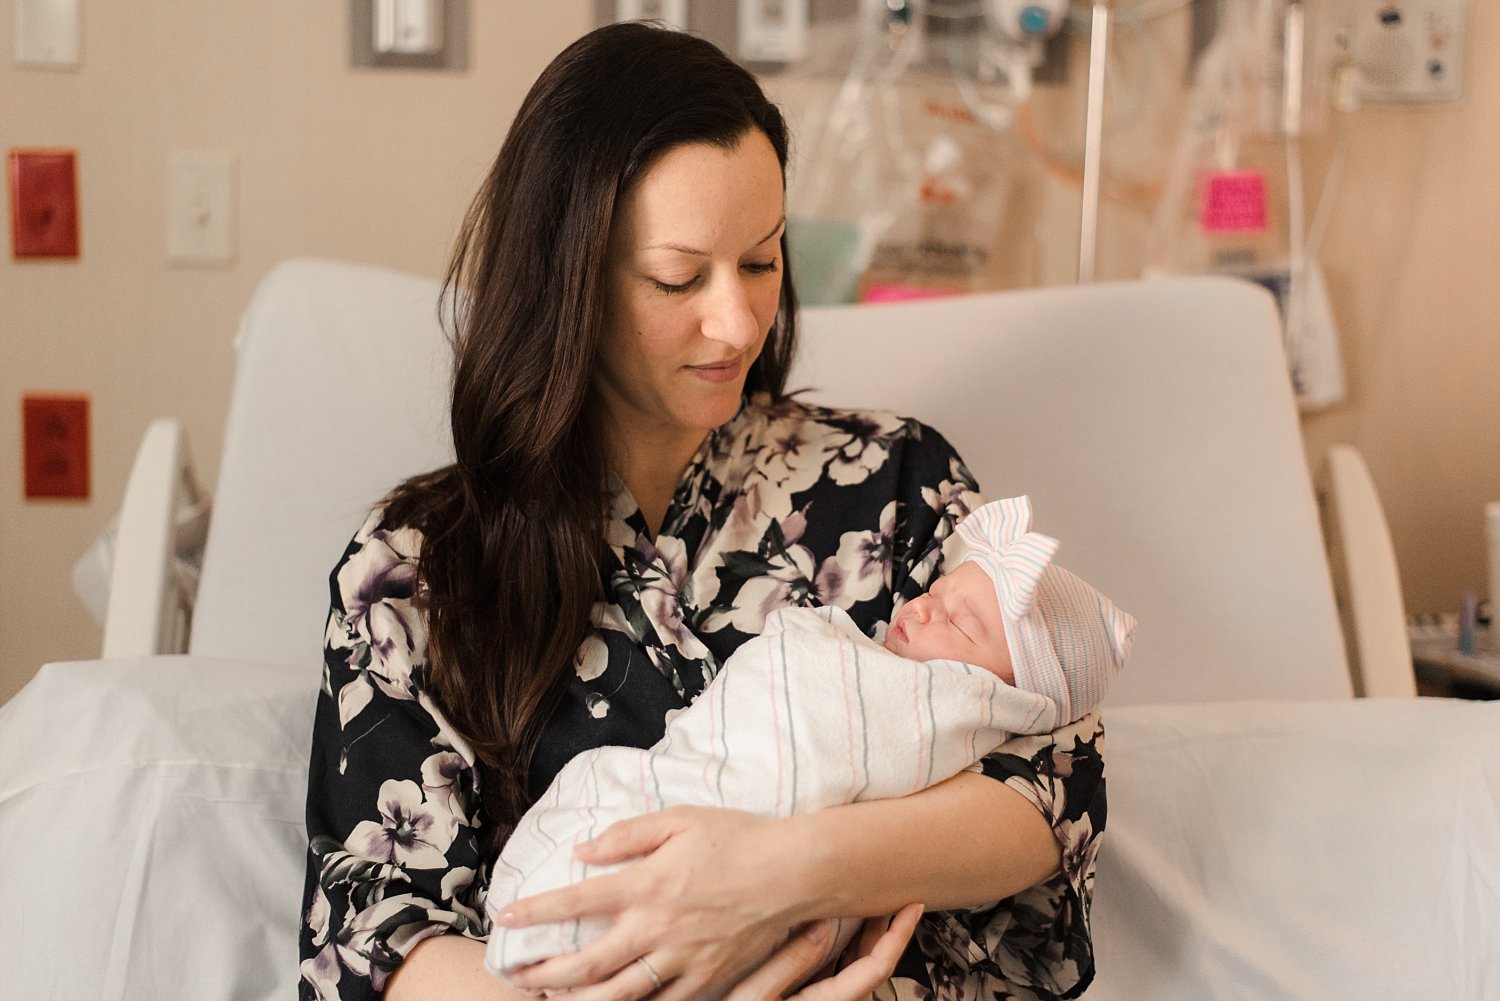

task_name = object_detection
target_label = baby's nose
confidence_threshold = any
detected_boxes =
[910,597,943,623]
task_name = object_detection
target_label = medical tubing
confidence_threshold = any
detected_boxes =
[1078,0,1110,283]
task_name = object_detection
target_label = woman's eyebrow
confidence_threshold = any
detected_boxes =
[645,217,785,256]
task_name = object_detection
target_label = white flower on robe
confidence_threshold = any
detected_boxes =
[823,501,896,607]
[714,541,822,633]
[637,536,711,662]
[336,894,428,989]
[333,527,423,663]
[826,412,898,486]
[299,940,342,1001]
[326,520,427,729]
[348,779,456,870]
[575,631,610,682]
[751,420,828,499]
[420,751,467,837]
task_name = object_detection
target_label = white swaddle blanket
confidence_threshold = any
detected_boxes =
[483,603,1060,980]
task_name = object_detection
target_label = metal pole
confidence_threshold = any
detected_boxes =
[1077,0,1111,283]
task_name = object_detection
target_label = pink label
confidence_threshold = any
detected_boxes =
[861,283,965,304]
[1200,171,1268,233]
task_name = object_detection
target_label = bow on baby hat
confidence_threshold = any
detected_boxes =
[956,496,1060,621]
[956,496,1135,723]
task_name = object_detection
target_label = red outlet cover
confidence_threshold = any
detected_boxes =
[8,148,80,259]
[22,394,90,500]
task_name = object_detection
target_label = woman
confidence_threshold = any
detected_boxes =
[300,21,1105,1001]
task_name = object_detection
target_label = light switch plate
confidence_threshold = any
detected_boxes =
[615,0,688,30]
[351,0,467,70]
[738,0,808,63]
[14,0,80,68]
[167,151,236,266]
[373,0,445,55]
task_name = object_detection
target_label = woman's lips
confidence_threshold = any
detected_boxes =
[687,358,743,383]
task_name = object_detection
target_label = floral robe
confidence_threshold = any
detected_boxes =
[300,396,1106,1001]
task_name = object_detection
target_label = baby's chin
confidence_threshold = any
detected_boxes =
[884,637,926,660]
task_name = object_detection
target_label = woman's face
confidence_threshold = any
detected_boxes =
[597,130,785,451]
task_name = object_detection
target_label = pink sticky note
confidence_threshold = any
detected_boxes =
[1200,171,1268,234]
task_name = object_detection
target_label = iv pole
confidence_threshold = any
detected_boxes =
[1077,0,1112,283]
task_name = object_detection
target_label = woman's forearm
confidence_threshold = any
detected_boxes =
[782,771,1060,921]
[385,933,534,1001]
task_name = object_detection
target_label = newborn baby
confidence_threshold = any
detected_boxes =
[484,495,1134,983]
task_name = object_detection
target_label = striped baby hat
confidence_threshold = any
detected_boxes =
[956,496,1136,723]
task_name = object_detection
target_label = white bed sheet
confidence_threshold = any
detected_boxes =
[0,657,315,1001]
[6,660,1498,1001]
[1085,697,1500,1000]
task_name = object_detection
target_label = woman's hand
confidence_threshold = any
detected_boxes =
[726,904,924,1001]
[497,806,813,1001]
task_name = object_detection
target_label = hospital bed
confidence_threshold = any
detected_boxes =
[2,260,1496,1000]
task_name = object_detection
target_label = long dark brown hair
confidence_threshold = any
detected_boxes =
[383,21,799,847]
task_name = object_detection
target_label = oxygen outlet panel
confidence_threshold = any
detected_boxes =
[1336,0,1467,104]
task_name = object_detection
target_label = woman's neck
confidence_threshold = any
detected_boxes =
[612,428,708,538]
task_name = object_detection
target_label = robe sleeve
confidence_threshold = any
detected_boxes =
[298,511,490,1001]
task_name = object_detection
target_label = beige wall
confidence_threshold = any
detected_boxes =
[0,2,592,703]
[3,3,1497,705]
[1298,12,1500,618]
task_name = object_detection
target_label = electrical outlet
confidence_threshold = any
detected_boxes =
[8,148,79,259]
[22,393,90,500]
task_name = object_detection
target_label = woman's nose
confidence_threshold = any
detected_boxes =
[700,278,760,349]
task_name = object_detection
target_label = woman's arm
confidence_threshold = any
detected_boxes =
[783,771,1059,919]
[494,770,1059,1001]
[389,910,926,1001]
[387,937,532,1000]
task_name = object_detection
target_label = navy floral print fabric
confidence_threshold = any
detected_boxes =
[300,396,1105,1001]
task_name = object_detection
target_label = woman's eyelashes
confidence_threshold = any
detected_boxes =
[649,260,780,295]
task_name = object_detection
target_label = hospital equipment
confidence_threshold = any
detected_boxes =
[785,0,1047,304]
[3,260,1497,999]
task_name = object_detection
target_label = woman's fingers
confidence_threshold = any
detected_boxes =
[721,922,838,1001]
[514,953,671,1001]
[574,812,676,866]
[506,913,659,992]
[792,904,924,1001]
[493,871,630,930]
[498,814,676,931]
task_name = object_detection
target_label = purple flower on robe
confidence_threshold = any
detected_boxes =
[348,779,456,870]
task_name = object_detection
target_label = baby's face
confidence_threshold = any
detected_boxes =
[884,561,1014,683]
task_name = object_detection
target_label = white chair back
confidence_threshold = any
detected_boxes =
[189,260,453,666]
[793,278,1352,705]
[191,262,1352,703]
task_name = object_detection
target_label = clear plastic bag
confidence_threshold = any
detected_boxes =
[783,0,1042,305]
